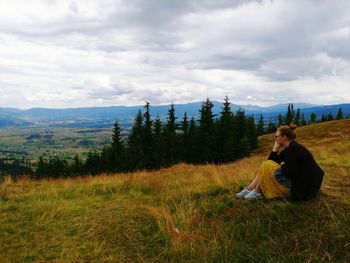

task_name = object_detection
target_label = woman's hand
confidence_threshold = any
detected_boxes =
[272,141,280,152]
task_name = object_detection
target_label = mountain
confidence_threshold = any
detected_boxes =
[0,102,349,128]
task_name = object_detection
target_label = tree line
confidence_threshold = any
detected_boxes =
[34,97,259,178]
[0,158,33,180]
[256,103,346,136]
[1,101,347,179]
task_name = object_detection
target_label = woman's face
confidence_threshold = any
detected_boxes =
[275,131,288,146]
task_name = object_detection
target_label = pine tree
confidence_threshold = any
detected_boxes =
[232,109,249,159]
[278,114,284,127]
[217,97,235,163]
[111,120,126,171]
[180,112,190,162]
[336,108,343,120]
[294,109,301,126]
[48,156,69,178]
[327,113,334,121]
[197,98,216,163]
[100,146,114,172]
[256,114,265,136]
[284,103,294,125]
[187,117,198,163]
[142,102,156,169]
[246,115,258,151]
[266,121,277,133]
[152,115,164,168]
[300,113,307,126]
[72,155,83,175]
[85,151,102,175]
[163,104,178,165]
[127,110,145,170]
[309,112,317,123]
[36,156,48,179]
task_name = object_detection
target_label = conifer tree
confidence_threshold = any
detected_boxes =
[232,109,249,159]
[266,121,277,133]
[163,104,178,165]
[294,109,301,126]
[300,113,307,126]
[36,156,48,178]
[198,98,217,163]
[256,114,265,136]
[327,113,334,121]
[72,155,83,175]
[309,112,317,123]
[127,110,145,170]
[320,114,327,122]
[246,115,258,151]
[284,103,294,125]
[217,97,235,163]
[180,112,190,162]
[336,108,343,120]
[291,103,295,121]
[100,146,114,172]
[142,102,156,169]
[278,114,284,127]
[50,156,69,178]
[85,151,102,175]
[111,120,126,171]
[153,115,164,168]
[187,116,198,163]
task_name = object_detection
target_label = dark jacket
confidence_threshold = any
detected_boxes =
[268,140,324,201]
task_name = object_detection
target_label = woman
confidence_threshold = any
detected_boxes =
[236,124,324,201]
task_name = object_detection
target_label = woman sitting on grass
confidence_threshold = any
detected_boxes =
[236,124,324,201]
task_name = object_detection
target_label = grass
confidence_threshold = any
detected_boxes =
[0,120,350,262]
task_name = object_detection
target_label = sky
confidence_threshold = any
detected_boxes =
[1,0,350,109]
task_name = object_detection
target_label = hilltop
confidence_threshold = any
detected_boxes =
[0,120,349,262]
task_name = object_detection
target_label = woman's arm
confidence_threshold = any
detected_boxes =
[268,141,284,163]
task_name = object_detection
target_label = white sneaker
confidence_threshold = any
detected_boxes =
[244,189,263,200]
[236,187,251,199]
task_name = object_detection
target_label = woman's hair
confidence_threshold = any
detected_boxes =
[278,124,297,140]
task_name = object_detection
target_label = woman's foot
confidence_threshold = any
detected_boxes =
[236,187,250,198]
[244,189,263,200]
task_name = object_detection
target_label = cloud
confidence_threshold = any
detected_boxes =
[0,0,349,109]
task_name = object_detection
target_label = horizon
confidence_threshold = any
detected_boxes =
[1,0,350,108]
[0,100,337,111]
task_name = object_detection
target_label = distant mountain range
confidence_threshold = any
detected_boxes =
[0,102,349,128]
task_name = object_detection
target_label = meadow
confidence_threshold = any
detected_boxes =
[0,120,349,262]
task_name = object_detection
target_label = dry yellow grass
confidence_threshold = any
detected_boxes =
[0,119,349,262]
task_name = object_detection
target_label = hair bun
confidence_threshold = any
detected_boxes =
[289,124,297,130]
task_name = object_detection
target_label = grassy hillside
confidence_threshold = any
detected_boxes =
[1,120,349,262]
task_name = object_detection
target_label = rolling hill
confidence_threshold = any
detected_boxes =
[0,119,349,262]
[1,102,349,128]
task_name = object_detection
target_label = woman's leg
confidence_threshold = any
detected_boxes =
[240,160,280,199]
[247,175,262,192]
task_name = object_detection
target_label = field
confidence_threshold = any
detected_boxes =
[0,120,349,262]
[0,127,113,161]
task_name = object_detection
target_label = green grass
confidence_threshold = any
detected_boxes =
[0,120,350,262]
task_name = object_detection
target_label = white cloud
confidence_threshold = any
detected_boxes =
[0,0,350,109]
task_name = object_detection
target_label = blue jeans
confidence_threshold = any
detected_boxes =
[274,167,291,188]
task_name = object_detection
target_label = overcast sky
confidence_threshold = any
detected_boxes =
[1,0,350,109]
